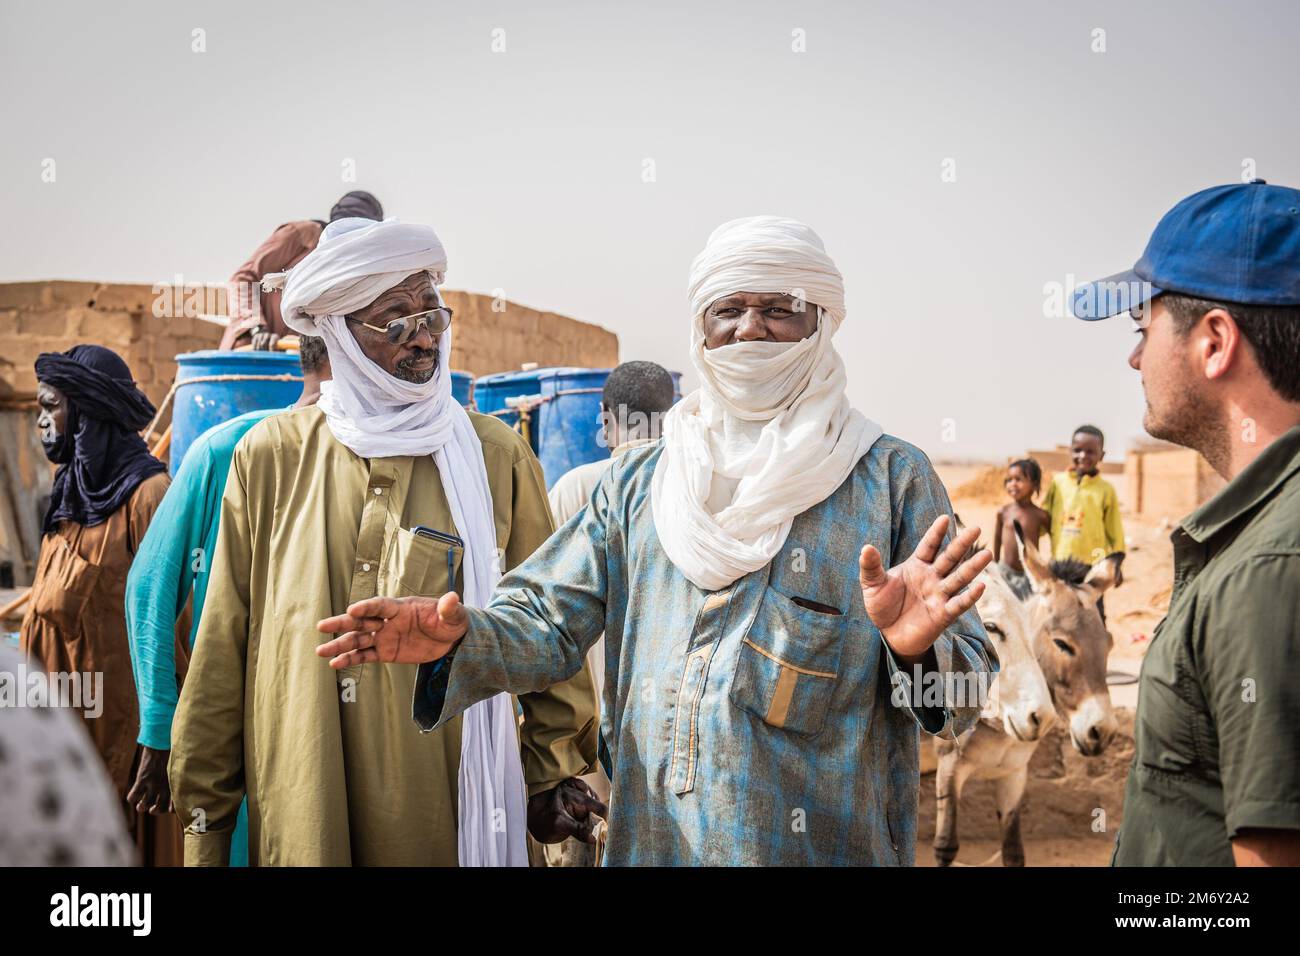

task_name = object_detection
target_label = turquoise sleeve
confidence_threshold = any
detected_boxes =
[126,445,216,751]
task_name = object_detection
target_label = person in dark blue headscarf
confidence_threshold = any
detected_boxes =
[34,344,167,531]
[21,344,185,867]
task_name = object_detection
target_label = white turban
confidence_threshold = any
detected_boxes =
[687,216,846,328]
[276,218,447,336]
[652,216,882,591]
[266,218,529,867]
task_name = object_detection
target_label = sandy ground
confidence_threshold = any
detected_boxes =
[914,838,1116,867]
[915,837,1118,868]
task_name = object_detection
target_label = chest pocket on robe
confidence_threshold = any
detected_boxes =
[378,527,463,599]
[30,534,104,636]
[730,587,846,737]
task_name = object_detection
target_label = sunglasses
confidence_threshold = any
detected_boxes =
[349,306,453,344]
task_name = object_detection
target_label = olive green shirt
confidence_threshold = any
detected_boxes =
[169,405,598,866]
[1113,425,1300,866]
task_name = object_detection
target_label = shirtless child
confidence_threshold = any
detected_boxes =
[991,458,1050,575]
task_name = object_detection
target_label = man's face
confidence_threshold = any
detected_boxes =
[346,272,440,383]
[702,292,820,349]
[36,381,67,446]
[1071,432,1103,475]
[1128,298,1214,448]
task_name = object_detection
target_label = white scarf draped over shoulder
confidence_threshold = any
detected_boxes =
[268,217,529,867]
[651,215,883,592]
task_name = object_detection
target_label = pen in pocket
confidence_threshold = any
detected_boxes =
[412,526,462,589]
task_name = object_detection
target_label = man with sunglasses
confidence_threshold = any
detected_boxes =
[169,218,600,866]
[1071,180,1300,866]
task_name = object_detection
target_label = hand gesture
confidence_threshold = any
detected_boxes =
[316,592,468,669]
[859,514,991,662]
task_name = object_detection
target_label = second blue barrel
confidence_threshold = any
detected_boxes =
[475,367,610,488]
[170,350,304,474]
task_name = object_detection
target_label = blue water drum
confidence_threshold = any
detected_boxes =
[450,370,475,408]
[472,368,602,487]
[169,350,304,474]
[476,366,685,488]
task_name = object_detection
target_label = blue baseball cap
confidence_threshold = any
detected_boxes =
[1071,179,1300,320]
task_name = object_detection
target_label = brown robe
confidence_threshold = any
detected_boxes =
[21,471,187,866]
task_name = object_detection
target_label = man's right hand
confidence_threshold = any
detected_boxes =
[316,592,468,669]
[250,329,281,351]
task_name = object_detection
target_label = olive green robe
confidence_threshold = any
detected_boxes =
[169,406,598,866]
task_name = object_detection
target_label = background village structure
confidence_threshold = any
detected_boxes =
[0,279,618,594]
[0,278,1223,866]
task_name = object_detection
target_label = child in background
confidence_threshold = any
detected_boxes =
[992,458,1050,575]
[1042,424,1126,621]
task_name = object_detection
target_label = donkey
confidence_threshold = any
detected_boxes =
[933,530,1120,866]
[933,563,1055,866]
[1017,532,1121,758]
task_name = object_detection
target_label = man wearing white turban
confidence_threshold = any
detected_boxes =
[169,218,601,866]
[317,216,996,865]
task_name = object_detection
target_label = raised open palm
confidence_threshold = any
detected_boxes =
[859,514,991,662]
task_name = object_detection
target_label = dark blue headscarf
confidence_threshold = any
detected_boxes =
[34,345,167,533]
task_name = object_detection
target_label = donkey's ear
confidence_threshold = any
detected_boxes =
[1016,523,1054,594]
[1082,553,1122,602]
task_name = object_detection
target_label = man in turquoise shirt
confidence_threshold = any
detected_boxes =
[124,337,328,866]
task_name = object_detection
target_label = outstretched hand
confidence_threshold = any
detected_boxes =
[316,592,468,669]
[859,514,991,662]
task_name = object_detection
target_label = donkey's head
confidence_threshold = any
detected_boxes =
[976,563,1055,742]
[1016,530,1120,756]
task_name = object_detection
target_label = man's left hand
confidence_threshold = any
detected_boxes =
[859,514,992,663]
[527,777,608,845]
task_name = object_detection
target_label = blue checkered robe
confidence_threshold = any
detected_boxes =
[415,436,995,865]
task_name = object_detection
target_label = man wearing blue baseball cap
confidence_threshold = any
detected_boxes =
[1072,180,1300,867]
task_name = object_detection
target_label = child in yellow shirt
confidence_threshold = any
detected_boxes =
[1042,424,1126,620]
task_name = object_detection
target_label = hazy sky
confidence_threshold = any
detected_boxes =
[4,0,1298,459]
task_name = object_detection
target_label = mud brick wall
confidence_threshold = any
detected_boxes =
[1124,447,1225,519]
[0,281,227,427]
[0,282,620,405]
[440,290,618,376]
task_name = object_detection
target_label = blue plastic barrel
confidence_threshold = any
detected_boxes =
[473,368,605,487]
[476,366,685,488]
[450,370,475,408]
[170,350,303,474]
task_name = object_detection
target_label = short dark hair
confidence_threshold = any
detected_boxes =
[1008,458,1042,492]
[1163,293,1300,402]
[1073,424,1104,448]
[602,361,675,419]
[299,335,328,374]
[329,190,383,223]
